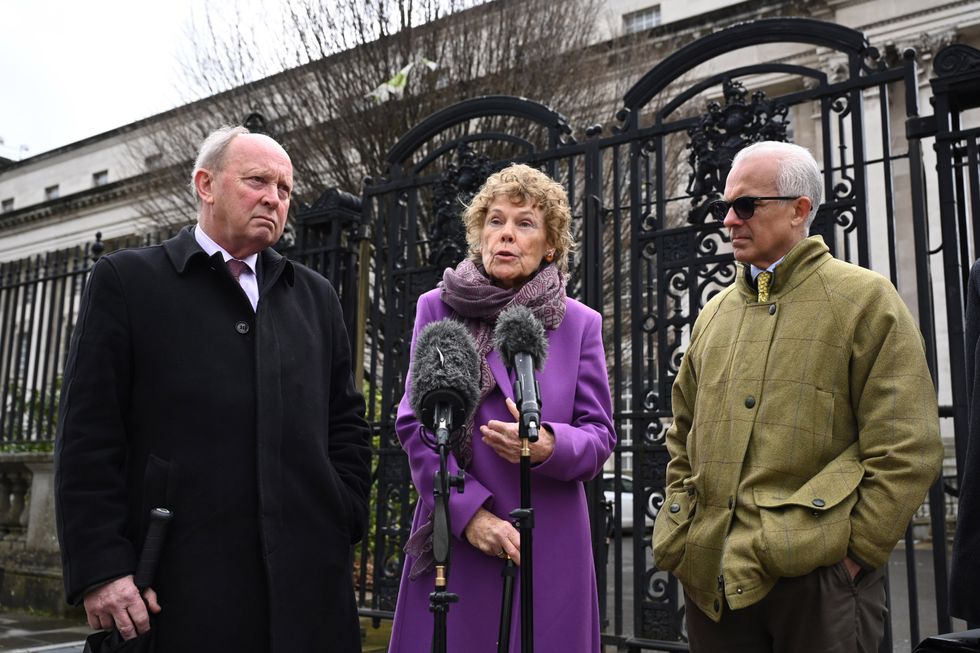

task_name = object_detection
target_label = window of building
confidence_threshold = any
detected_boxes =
[1,198,12,213]
[623,5,661,34]
[45,184,60,201]
[93,170,109,187]
[144,153,163,169]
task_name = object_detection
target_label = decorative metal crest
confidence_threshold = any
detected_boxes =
[934,43,980,77]
[685,79,789,223]
[428,144,494,270]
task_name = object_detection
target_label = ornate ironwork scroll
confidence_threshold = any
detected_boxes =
[685,78,789,222]
[428,144,495,271]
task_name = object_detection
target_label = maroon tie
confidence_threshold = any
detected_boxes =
[227,259,249,282]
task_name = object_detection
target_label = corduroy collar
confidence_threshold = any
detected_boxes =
[734,235,831,301]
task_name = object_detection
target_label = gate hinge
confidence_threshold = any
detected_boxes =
[906,115,937,139]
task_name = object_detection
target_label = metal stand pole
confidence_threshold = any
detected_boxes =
[498,350,541,652]
[497,558,517,652]
[511,436,535,653]
[428,430,464,653]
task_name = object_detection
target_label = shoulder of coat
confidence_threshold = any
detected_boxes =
[563,296,600,322]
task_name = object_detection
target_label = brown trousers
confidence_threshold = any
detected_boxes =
[685,562,887,653]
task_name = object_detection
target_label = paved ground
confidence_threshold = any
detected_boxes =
[0,614,393,652]
[0,612,88,652]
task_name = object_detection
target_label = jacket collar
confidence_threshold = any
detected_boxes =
[163,225,295,287]
[735,235,831,301]
[487,350,515,402]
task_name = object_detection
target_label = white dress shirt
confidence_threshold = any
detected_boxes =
[194,225,259,311]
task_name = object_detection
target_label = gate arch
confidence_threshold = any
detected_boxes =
[351,16,951,651]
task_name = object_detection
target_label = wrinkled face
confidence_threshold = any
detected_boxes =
[196,134,293,259]
[722,153,808,269]
[480,197,552,290]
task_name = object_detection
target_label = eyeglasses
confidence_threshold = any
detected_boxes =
[706,196,800,221]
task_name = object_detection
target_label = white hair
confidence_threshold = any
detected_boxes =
[188,125,251,196]
[732,141,823,230]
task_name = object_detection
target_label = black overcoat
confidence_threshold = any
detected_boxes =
[55,226,372,651]
[952,258,980,624]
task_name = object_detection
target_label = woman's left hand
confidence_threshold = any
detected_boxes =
[480,397,555,464]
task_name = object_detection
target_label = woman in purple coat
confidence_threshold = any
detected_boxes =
[388,164,616,652]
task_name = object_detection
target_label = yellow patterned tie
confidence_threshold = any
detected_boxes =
[757,270,772,303]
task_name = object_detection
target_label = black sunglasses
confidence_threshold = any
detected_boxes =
[706,196,800,221]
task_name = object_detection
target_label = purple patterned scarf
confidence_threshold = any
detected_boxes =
[404,258,566,579]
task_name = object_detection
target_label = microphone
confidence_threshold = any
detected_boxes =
[409,319,480,447]
[493,305,548,443]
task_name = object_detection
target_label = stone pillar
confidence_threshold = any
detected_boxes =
[0,452,76,616]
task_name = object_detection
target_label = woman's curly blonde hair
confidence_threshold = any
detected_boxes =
[462,163,574,273]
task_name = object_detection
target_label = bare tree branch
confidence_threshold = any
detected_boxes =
[131,0,607,227]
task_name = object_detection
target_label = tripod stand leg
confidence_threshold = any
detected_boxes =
[431,607,445,653]
[497,558,517,652]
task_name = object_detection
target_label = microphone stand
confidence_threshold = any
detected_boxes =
[506,352,541,653]
[429,412,464,653]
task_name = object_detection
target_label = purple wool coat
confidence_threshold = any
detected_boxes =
[388,289,616,652]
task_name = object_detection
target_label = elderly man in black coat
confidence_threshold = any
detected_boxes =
[54,126,372,651]
[952,259,980,629]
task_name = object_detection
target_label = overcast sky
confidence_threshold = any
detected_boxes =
[0,0,202,159]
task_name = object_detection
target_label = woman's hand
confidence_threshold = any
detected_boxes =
[480,397,555,464]
[464,507,521,564]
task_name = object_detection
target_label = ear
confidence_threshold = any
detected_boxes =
[792,197,812,229]
[194,168,215,205]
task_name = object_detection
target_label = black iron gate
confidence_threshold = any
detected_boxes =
[302,16,971,652]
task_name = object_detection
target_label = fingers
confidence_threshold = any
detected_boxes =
[481,418,521,463]
[464,509,521,565]
[116,605,141,640]
[127,597,151,636]
[499,531,521,566]
[529,425,556,464]
[143,587,162,615]
[505,397,520,420]
[82,575,150,639]
[86,611,103,630]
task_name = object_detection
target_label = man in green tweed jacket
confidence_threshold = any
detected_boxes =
[653,141,943,652]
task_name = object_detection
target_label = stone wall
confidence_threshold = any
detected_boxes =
[0,452,80,617]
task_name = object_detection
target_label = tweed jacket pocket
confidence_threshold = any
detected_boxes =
[653,489,695,572]
[754,459,863,578]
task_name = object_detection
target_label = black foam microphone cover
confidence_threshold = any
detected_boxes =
[493,305,548,370]
[409,319,480,438]
[493,305,548,442]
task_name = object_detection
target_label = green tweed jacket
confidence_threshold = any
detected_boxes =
[652,236,943,622]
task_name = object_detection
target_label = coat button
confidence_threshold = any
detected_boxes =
[714,599,721,612]
[669,502,681,513]
[769,304,777,315]
[744,396,756,408]
[736,587,743,595]
[812,498,826,508]
[235,321,250,335]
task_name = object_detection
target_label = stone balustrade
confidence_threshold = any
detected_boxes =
[0,452,76,616]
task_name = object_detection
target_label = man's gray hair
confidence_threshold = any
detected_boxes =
[189,125,251,196]
[732,141,823,231]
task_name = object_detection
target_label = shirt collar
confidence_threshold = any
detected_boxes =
[193,225,258,274]
[750,256,785,281]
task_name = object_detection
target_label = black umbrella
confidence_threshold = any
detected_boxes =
[82,627,153,653]
[83,508,173,653]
